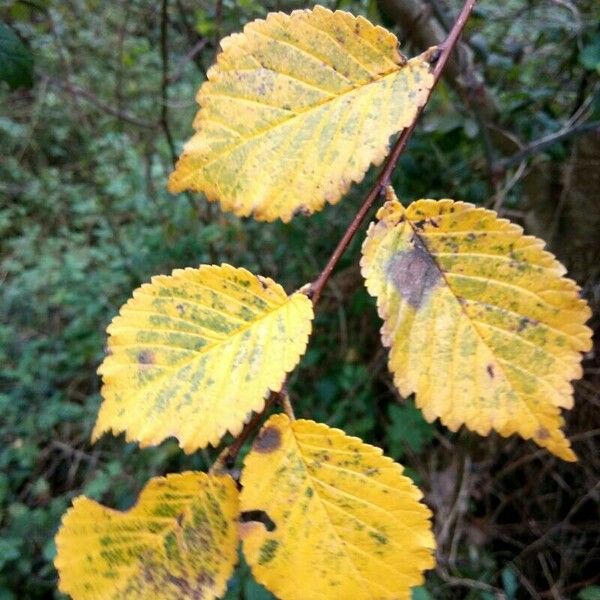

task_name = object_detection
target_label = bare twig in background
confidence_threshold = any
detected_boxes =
[436,567,505,596]
[167,38,209,84]
[516,481,600,560]
[114,1,131,128]
[160,0,178,165]
[175,0,209,78]
[500,121,600,171]
[47,77,156,128]
[213,0,223,62]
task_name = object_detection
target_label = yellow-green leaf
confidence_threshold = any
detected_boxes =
[55,471,239,600]
[361,188,592,461]
[239,414,435,599]
[93,264,313,452]
[168,6,434,222]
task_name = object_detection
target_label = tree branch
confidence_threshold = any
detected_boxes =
[214,391,281,471]
[308,0,478,306]
[214,0,478,469]
[160,0,178,166]
[47,77,156,128]
[499,121,600,171]
[378,0,495,117]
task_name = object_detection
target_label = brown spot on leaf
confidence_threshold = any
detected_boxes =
[138,350,154,365]
[176,303,186,316]
[292,204,311,217]
[253,426,281,453]
[517,316,538,332]
[486,364,495,378]
[193,571,215,600]
[386,238,441,308]
[165,574,189,591]
[536,427,550,440]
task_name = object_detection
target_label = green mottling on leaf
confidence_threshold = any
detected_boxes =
[258,539,279,565]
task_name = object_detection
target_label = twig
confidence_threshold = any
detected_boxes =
[160,0,178,165]
[308,0,478,305]
[279,390,295,421]
[114,1,131,128]
[48,77,156,128]
[167,38,209,84]
[174,0,209,78]
[500,120,600,170]
[515,481,600,560]
[436,566,505,596]
[213,0,223,62]
[214,0,478,468]
[216,391,280,469]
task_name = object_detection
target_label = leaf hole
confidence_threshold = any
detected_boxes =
[240,510,276,532]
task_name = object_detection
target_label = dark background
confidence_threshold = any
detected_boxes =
[1,0,599,598]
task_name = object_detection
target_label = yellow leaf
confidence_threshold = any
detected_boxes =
[93,264,313,452]
[239,414,435,599]
[168,6,434,222]
[361,188,592,461]
[54,471,239,600]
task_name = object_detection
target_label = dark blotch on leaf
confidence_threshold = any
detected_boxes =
[292,204,311,218]
[138,350,154,365]
[258,539,279,565]
[536,427,550,440]
[253,426,281,453]
[487,364,495,378]
[368,530,388,545]
[386,237,441,308]
[517,316,538,332]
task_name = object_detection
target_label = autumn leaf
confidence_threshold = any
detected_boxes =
[93,264,313,452]
[54,472,239,600]
[239,414,435,599]
[361,188,592,461]
[168,5,434,222]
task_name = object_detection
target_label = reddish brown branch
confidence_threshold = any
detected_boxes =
[309,0,477,306]
[218,0,478,467]
[218,390,280,468]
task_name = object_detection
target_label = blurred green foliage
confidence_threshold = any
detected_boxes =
[1,0,598,598]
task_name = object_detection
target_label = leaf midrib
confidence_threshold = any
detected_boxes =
[289,426,408,598]
[110,293,305,395]
[178,64,411,185]
[405,216,565,423]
